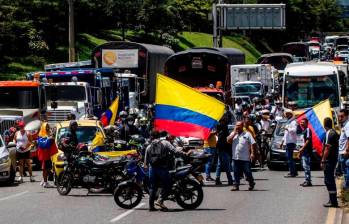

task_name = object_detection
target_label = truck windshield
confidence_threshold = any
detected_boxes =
[235,83,261,95]
[0,87,39,109]
[46,85,86,101]
[284,74,339,109]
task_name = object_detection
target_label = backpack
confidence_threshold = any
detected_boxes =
[148,140,170,168]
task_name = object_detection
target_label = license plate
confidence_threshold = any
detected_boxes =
[0,171,9,176]
[293,152,299,159]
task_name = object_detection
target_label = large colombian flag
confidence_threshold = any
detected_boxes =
[155,74,225,140]
[100,97,119,127]
[296,99,332,156]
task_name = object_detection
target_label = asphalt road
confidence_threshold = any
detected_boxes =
[0,169,330,224]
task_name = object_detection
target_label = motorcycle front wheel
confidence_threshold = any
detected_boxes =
[56,171,72,196]
[175,179,203,210]
[113,183,143,209]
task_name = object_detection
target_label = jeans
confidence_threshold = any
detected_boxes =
[285,143,297,176]
[336,154,346,175]
[324,161,338,205]
[233,160,254,186]
[204,147,216,178]
[301,153,311,182]
[148,167,171,208]
[345,158,349,189]
[215,151,234,183]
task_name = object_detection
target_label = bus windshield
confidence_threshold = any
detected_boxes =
[46,85,86,101]
[235,83,261,95]
[0,87,39,109]
[284,74,339,109]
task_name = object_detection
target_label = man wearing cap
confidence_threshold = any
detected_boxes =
[282,109,299,177]
[260,109,271,132]
[271,100,283,121]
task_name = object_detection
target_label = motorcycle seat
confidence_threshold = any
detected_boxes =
[169,165,192,174]
[93,160,113,167]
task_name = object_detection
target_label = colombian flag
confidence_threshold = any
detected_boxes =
[100,97,119,127]
[296,99,332,156]
[155,74,225,140]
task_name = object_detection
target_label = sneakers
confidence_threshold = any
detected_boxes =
[230,185,239,191]
[248,182,256,191]
[30,176,35,182]
[323,202,339,208]
[154,200,168,211]
[215,179,222,185]
[18,176,24,183]
[43,182,54,188]
[206,176,215,181]
[284,173,298,178]
[300,181,312,187]
[40,180,45,186]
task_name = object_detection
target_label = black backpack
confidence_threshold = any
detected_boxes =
[148,140,170,168]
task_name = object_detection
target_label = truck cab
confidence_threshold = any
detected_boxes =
[0,81,45,135]
[45,81,94,125]
[231,64,277,99]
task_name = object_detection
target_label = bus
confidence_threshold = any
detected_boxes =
[282,62,342,112]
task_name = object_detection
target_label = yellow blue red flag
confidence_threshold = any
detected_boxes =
[296,99,332,156]
[155,74,225,139]
[100,97,119,127]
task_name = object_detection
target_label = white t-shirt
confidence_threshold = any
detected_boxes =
[231,131,256,161]
[339,120,349,154]
[283,119,298,144]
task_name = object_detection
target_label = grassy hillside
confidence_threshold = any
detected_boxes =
[178,32,261,64]
[1,31,262,80]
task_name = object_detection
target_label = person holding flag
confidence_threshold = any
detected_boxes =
[297,118,313,187]
[100,97,119,127]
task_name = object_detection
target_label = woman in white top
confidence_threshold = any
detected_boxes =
[14,121,34,183]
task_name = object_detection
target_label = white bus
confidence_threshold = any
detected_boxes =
[282,62,341,111]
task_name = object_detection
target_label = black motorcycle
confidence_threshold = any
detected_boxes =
[113,158,204,210]
[56,145,128,196]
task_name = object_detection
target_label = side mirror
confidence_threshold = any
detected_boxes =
[7,142,16,148]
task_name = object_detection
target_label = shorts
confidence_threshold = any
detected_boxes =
[41,160,52,170]
[16,151,30,160]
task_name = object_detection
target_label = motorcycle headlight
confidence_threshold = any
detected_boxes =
[0,155,10,164]
[57,153,66,162]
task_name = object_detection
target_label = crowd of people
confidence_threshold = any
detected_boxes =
[4,97,349,210]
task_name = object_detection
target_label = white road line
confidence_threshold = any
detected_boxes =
[110,203,145,223]
[0,191,29,201]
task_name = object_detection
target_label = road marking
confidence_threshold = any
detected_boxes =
[325,208,336,224]
[110,203,145,223]
[0,191,29,201]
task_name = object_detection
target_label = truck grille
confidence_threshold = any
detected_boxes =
[47,110,71,125]
[0,120,17,135]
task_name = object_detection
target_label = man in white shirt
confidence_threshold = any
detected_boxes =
[338,109,349,189]
[282,109,299,177]
[227,121,257,191]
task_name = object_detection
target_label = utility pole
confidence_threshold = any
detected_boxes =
[68,0,76,62]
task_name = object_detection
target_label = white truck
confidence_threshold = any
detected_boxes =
[45,82,95,125]
[113,73,145,110]
[230,64,278,99]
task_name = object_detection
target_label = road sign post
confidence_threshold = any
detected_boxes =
[213,4,286,48]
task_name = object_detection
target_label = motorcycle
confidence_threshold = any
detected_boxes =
[56,144,129,196]
[113,157,204,210]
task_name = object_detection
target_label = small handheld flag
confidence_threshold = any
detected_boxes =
[100,97,119,127]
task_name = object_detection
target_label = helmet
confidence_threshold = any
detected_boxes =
[252,97,260,103]
[242,102,248,108]
[255,105,263,111]
[139,117,148,125]
[266,93,273,99]
[119,111,128,118]
[129,108,139,116]
[247,114,256,122]
[77,143,88,152]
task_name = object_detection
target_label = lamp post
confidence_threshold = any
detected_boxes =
[68,0,76,62]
